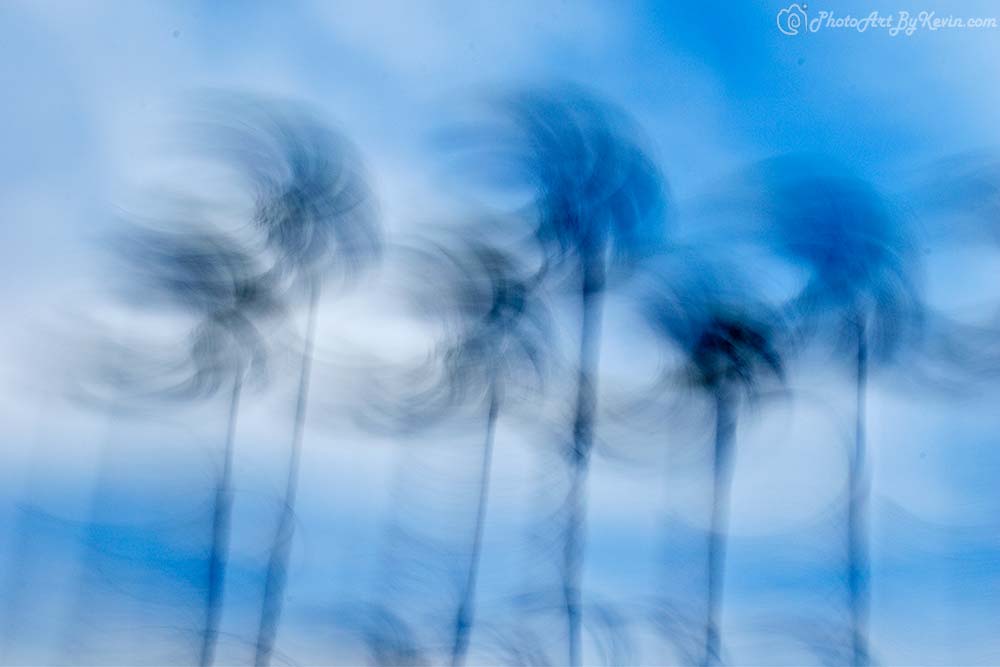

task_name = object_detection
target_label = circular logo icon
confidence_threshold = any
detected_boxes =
[777,3,808,35]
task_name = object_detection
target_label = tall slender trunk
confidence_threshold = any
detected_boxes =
[847,321,870,667]
[703,387,736,667]
[450,383,501,667]
[199,374,243,667]
[564,260,605,667]
[254,281,320,667]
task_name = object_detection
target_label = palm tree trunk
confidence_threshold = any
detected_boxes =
[450,383,501,667]
[703,387,736,667]
[848,322,870,667]
[199,374,243,667]
[254,281,320,667]
[564,260,605,667]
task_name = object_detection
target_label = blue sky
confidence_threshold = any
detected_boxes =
[3,1,1000,665]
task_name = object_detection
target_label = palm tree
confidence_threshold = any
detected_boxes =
[352,234,550,665]
[57,212,277,664]
[398,237,550,666]
[751,156,922,666]
[202,95,381,666]
[448,86,668,666]
[111,221,278,666]
[640,258,784,666]
[470,88,668,667]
